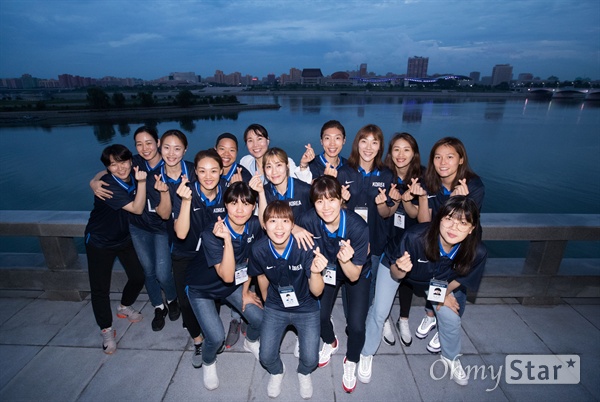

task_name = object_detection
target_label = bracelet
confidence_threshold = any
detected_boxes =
[137,179,146,183]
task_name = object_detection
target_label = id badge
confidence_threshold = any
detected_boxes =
[394,211,406,229]
[354,206,368,223]
[324,263,337,286]
[234,262,249,285]
[279,286,299,308]
[427,279,448,303]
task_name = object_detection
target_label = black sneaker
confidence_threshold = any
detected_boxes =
[225,319,241,348]
[168,299,181,321]
[152,307,168,331]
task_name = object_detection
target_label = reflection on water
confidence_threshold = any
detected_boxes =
[1,95,598,257]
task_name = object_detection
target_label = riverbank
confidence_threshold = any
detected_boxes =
[0,103,280,127]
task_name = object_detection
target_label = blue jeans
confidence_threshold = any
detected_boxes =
[432,287,466,361]
[260,307,320,375]
[129,224,177,307]
[363,262,401,356]
[187,286,263,365]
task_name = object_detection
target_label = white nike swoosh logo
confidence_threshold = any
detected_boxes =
[418,258,429,263]
[427,195,436,199]
[345,181,354,185]
[193,208,201,211]
[313,236,322,240]
[266,266,275,270]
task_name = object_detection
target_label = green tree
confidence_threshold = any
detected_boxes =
[176,90,194,107]
[87,87,110,109]
[112,92,126,108]
[137,91,155,107]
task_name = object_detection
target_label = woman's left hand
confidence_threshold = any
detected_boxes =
[242,290,263,311]
[437,292,460,315]
[134,166,147,182]
[300,143,315,166]
[451,178,469,197]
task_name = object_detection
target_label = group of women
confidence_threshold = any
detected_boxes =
[85,120,486,399]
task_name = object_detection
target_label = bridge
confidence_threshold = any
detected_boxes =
[0,210,599,401]
[527,88,600,100]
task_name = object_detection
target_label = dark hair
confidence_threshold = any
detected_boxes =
[310,175,342,203]
[160,129,188,149]
[262,147,289,172]
[215,132,238,148]
[383,132,423,189]
[424,137,478,194]
[100,144,132,167]
[320,120,346,139]
[133,126,159,143]
[264,200,295,225]
[194,149,223,170]
[224,181,257,205]
[347,124,385,171]
[425,196,480,276]
[243,123,269,142]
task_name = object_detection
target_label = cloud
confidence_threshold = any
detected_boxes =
[108,33,163,48]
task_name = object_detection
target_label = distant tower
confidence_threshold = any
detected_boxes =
[407,56,428,78]
[469,71,480,83]
[359,63,367,77]
[491,64,513,86]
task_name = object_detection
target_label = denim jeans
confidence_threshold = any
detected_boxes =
[129,224,177,307]
[187,286,263,365]
[432,288,466,361]
[362,262,401,356]
[260,306,320,375]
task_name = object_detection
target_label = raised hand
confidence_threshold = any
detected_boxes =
[323,164,338,178]
[300,143,316,166]
[133,166,147,182]
[311,246,328,273]
[388,183,401,203]
[337,239,354,264]
[212,216,228,239]
[408,178,426,199]
[395,251,413,273]
[451,178,469,196]
[154,175,169,193]
[375,187,388,205]
[230,167,243,184]
[341,184,351,202]
[249,172,264,193]
[176,175,192,201]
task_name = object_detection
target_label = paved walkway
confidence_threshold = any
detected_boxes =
[0,291,598,402]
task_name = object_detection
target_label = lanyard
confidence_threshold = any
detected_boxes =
[111,174,136,194]
[196,182,222,206]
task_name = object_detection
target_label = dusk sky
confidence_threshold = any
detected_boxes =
[1,0,599,81]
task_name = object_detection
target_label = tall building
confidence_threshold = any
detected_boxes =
[359,63,367,77]
[491,64,513,86]
[407,56,428,78]
[469,71,481,83]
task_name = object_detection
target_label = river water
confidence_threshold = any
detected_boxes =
[1,94,599,257]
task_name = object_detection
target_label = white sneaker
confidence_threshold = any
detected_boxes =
[441,355,469,386]
[397,318,412,346]
[243,338,260,360]
[203,361,219,390]
[342,357,357,393]
[318,337,339,367]
[101,327,116,354]
[427,332,441,353]
[294,335,300,358]
[357,354,373,384]
[267,363,285,398]
[298,373,313,399]
[382,318,396,346]
[415,315,436,339]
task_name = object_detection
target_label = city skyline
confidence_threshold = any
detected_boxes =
[1,0,599,82]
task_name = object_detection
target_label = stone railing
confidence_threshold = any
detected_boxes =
[0,210,599,303]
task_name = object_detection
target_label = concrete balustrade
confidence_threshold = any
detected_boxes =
[0,210,599,303]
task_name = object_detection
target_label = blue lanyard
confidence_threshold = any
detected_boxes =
[111,174,136,194]
[358,166,380,178]
[272,177,294,200]
[269,236,294,260]
[196,182,222,206]
[223,162,239,183]
[160,161,189,184]
[321,209,347,238]
[224,216,248,241]
[319,153,343,170]
[145,158,164,172]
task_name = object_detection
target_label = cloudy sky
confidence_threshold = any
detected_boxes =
[1,0,598,81]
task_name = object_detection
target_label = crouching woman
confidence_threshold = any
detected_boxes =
[389,196,487,386]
